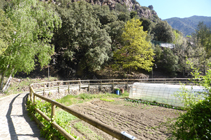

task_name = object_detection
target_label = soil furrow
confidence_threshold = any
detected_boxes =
[68,99,180,140]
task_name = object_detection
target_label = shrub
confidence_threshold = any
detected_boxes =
[170,96,211,139]
[169,62,211,139]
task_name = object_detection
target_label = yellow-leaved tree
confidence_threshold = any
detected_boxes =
[113,18,154,72]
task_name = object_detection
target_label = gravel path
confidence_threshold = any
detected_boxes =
[0,93,45,140]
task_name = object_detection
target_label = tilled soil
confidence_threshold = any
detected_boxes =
[68,99,181,140]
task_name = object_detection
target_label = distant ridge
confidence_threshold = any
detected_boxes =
[164,16,211,36]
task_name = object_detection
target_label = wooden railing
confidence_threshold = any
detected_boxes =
[30,78,192,92]
[28,78,193,140]
[29,86,137,140]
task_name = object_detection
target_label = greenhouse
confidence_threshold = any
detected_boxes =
[129,83,205,107]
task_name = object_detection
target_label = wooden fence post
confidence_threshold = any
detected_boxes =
[68,85,70,94]
[100,80,102,91]
[51,103,55,122]
[88,81,90,92]
[33,93,35,105]
[58,82,60,93]
[112,79,114,91]
[29,86,32,102]
[43,85,45,96]
[79,80,81,92]
[126,80,128,90]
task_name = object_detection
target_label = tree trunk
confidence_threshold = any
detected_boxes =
[2,74,12,92]
[0,71,5,90]
[0,68,13,92]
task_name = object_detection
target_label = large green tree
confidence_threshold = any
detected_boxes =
[193,22,211,57]
[139,18,153,33]
[113,18,154,72]
[0,0,7,10]
[0,0,61,90]
[152,21,175,43]
[153,45,178,77]
[173,30,184,45]
[0,9,14,56]
[93,4,125,51]
[54,1,112,76]
[153,41,208,77]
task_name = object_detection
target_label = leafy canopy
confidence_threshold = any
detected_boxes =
[194,22,211,57]
[0,9,14,56]
[0,0,61,77]
[113,18,154,72]
[152,21,175,43]
[94,5,125,52]
[153,45,178,77]
[54,1,111,72]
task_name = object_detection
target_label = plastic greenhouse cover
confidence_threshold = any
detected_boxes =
[129,83,206,106]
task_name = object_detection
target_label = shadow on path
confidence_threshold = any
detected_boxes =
[6,93,44,140]
[6,94,20,140]
[21,93,45,139]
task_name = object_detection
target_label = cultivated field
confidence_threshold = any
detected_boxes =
[61,98,182,140]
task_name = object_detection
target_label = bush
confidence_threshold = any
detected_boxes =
[169,62,211,139]
[171,97,211,139]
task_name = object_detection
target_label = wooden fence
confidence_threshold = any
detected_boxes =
[30,78,192,92]
[29,86,137,140]
[28,78,193,140]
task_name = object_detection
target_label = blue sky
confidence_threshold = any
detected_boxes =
[136,0,211,19]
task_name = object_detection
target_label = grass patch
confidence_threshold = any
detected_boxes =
[56,92,129,106]
[32,100,78,139]
[74,122,103,140]
[56,110,78,123]
[100,98,114,102]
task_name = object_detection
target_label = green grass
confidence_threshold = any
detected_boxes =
[33,100,78,140]
[55,110,78,137]
[52,91,129,139]
[30,89,129,139]
[56,92,129,106]
[100,98,114,102]
[74,122,103,140]
[56,110,78,122]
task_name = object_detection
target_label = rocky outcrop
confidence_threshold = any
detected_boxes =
[135,6,159,22]
[95,0,160,22]
[48,0,160,23]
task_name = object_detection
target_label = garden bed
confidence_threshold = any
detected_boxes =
[61,98,182,140]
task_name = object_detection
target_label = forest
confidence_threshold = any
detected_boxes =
[0,0,211,89]
[1,1,211,140]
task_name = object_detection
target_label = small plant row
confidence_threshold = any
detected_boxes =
[124,98,184,110]
[27,100,78,140]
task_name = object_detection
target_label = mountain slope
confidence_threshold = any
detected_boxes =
[165,16,211,36]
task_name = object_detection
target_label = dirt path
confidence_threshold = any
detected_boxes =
[0,93,44,140]
[68,99,181,140]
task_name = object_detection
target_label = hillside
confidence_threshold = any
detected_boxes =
[87,0,160,23]
[45,0,161,23]
[165,16,211,36]
[1,0,192,81]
